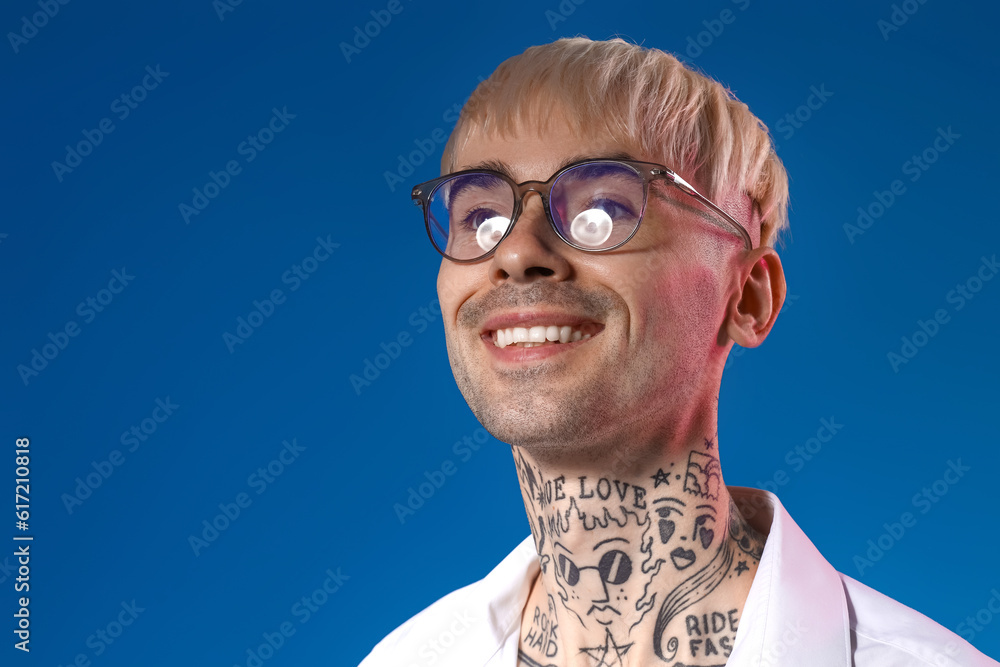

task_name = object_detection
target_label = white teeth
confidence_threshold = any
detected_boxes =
[492,324,596,348]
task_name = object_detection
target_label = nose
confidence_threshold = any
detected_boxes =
[580,566,610,604]
[488,191,572,286]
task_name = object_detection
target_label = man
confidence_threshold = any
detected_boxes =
[361,37,996,666]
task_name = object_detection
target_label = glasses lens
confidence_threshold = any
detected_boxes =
[427,173,514,260]
[550,162,645,250]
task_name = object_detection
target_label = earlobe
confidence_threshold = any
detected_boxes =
[724,247,786,349]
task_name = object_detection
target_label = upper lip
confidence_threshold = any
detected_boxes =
[480,310,603,335]
[587,604,621,616]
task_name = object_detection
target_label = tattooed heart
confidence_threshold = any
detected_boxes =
[659,520,675,544]
[670,547,696,570]
[699,527,714,549]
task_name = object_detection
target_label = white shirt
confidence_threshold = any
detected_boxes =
[360,487,997,666]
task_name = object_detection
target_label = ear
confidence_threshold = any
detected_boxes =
[724,247,786,349]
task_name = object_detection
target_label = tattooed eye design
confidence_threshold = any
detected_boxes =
[557,553,580,585]
[597,550,632,585]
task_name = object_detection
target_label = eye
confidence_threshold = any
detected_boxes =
[459,207,504,230]
[588,197,636,221]
[467,211,511,252]
[570,208,613,247]
[598,550,632,585]
[568,197,638,247]
[557,554,580,586]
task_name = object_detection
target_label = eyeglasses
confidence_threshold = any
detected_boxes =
[411,158,753,263]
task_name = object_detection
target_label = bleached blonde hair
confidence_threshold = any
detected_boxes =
[441,37,790,248]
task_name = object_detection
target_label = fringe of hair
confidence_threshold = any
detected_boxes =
[442,37,790,248]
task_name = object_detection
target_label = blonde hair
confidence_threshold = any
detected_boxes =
[441,37,790,248]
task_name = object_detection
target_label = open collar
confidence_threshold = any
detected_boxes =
[726,486,852,666]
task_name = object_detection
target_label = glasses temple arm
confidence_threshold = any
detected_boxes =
[652,168,754,250]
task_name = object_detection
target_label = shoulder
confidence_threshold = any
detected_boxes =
[839,573,998,666]
[359,536,539,667]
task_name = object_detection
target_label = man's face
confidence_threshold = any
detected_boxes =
[437,108,746,452]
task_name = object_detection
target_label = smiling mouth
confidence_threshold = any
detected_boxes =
[489,322,604,348]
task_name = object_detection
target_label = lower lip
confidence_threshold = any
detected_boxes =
[588,606,620,622]
[480,333,597,363]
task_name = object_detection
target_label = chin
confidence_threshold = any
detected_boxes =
[470,395,616,453]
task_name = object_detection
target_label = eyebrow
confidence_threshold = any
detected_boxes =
[553,541,572,554]
[458,151,639,181]
[593,537,629,550]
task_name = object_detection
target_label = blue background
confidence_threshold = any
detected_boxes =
[2,0,999,664]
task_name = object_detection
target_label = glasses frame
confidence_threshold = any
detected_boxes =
[411,158,754,264]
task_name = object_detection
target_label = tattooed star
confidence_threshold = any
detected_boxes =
[579,628,633,667]
[735,560,749,576]
[651,468,671,488]
[704,437,715,450]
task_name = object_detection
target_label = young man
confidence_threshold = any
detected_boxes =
[361,38,996,666]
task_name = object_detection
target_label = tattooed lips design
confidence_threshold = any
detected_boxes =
[587,604,621,624]
[670,547,696,570]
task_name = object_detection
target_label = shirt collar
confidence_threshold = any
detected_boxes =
[726,486,852,666]
[445,486,854,666]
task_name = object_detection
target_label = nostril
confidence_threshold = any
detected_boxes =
[526,267,555,278]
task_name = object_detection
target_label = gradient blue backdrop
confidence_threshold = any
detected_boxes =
[3,1,999,665]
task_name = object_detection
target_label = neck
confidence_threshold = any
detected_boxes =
[514,431,766,667]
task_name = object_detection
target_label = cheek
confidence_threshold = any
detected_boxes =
[631,262,726,346]
[437,265,474,329]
